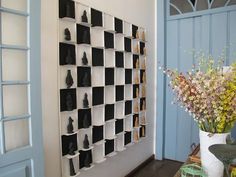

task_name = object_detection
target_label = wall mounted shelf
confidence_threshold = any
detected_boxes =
[58,1,147,176]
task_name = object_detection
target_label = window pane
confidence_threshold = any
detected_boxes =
[1,12,27,46]
[171,0,193,14]
[228,0,236,5]
[3,85,29,117]
[211,0,228,8]
[4,119,30,152]
[170,5,180,15]
[1,0,28,12]
[196,0,209,10]
[2,49,28,81]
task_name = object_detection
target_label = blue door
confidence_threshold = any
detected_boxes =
[0,1,44,177]
[157,0,236,162]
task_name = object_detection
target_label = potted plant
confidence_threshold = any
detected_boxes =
[162,56,236,177]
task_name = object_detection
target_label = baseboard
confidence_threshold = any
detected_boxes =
[125,155,155,177]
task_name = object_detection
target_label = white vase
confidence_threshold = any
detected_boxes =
[199,130,230,177]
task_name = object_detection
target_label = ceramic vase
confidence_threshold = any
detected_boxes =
[199,130,229,177]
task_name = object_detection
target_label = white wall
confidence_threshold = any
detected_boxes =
[41,0,157,177]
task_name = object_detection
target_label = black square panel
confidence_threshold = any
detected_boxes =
[77,24,91,44]
[105,139,114,155]
[133,114,139,127]
[125,132,132,145]
[59,0,75,19]
[105,104,114,121]
[79,150,92,169]
[133,54,139,69]
[115,51,124,67]
[115,119,123,134]
[140,98,146,111]
[132,25,138,38]
[77,67,91,87]
[78,109,92,129]
[124,37,131,52]
[61,134,78,156]
[105,68,114,85]
[91,8,103,27]
[92,87,104,106]
[115,18,123,33]
[93,125,104,143]
[140,70,145,83]
[125,100,132,115]
[116,85,124,101]
[104,32,114,49]
[140,125,146,137]
[92,48,104,66]
[60,88,77,112]
[133,84,139,98]
[140,42,145,55]
[125,69,132,84]
[59,43,76,65]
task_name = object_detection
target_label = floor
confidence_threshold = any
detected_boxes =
[132,159,183,177]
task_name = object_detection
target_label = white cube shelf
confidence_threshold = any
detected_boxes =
[115,133,125,152]
[105,121,116,139]
[78,127,93,150]
[115,68,125,85]
[115,102,124,119]
[115,34,124,51]
[61,111,78,135]
[125,53,132,68]
[125,85,132,100]
[93,143,106,163]
[92,106,105,126]
[124,21,132,38]
[60,66,77,89]
[104,13,115,32]
[92,67,104,86]
[105,50,115,67]
[59,20,76,43]
[125,115,133,132]
[91,28,104,47]
[76,45,92,66]
[105,86,115,104]
[62,156,80,177]
[77,87,92,109]
[76,3,91,25]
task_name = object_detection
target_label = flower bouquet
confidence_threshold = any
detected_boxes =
[162,55,236,177]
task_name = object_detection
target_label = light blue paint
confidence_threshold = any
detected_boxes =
[0,0,44,176]
[156,0,236,161]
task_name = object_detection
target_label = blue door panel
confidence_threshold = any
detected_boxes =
[176,18,195,161]
[211,13,228,61]
[0,160,31,177]
[165,20,179,160]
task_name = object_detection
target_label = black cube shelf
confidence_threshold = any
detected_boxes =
[115,51,124,68]
[60,88,77,112]
[105,139,115,155]
[59,43,76,65]
[92,87,104,106]
[132,25,138,39]
[125,100,132,115]
[92,48,104,66]
[77,67,91,87]
[105,104,115,121]
[91,8,103,27]
[104,32,114,49]
[115,119,123,134]
[61,134,78,156]
[77,24,91,44]
[59,0,75,19]
[93,125,104,143]
[105,68,114,85]
[124,37,131,52]
[78,109,92,129]
[79,150,93,169]
[116,85,124,101]
[125,131,132,145]
[140,42,145,55]
[115,18,123,34]
[125,69,132,84]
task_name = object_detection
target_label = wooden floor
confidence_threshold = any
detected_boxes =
[131,159,183,177]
